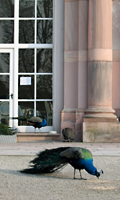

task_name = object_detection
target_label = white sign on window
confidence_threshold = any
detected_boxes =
[20,77,31,85]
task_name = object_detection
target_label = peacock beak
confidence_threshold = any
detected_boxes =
[96,170,103,178]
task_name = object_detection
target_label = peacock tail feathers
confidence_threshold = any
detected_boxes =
[20,147,69,174]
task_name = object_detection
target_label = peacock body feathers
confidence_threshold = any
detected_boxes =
[20,147,103,179]
[12,116,47,131]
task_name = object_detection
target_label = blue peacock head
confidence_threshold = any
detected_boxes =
[84,159,104,178]
[95,170,104,178]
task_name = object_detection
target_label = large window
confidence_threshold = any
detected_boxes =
[0,0,53,127]
[18,0,53,126]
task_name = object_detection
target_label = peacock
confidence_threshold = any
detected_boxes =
[20,147,103,179]
[11,116,47,132]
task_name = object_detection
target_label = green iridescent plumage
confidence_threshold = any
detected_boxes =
[80,148,92,160]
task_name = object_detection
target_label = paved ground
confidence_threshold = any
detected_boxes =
[0,141,120,156]
[0,142,120,200]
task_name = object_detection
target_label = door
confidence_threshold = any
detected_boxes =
[0,49,13,127]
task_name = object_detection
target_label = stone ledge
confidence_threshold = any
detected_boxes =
[17,133,61,143]
[84,118,118,123]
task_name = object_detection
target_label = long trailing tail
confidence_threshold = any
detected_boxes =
[11,116,28,121]
[20,147,69,174]
[10,116,45,121]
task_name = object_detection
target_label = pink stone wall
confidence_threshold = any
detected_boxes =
[62,0,88,141]
[64,0,78,109]
[78,0,88,109]
[112,1,120,118]
[64,0,88,109]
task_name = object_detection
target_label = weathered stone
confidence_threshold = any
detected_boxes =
[83,121,120,142]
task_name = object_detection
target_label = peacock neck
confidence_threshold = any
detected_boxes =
[83,159,97,175]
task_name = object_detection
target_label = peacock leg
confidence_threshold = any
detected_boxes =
[73,168,76,179]
[38,128,41,133]
[79,170,82,179]
[79,170,87,180]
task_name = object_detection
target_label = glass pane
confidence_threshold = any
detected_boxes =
[37,75,52,99]
[37,20,53,43]
[19,0,35,18]
[0,0,14,17]
[18,75,34,99]
[19,20,34,43]
[37,0,53,18]
[0,101,9,125]
[37,49,52,73]
[19,49,34,72]
[0,53,9,73]
[18,102,34,125]
[0,75,9,99]
[36,101,52,126]
[0,20,14,43]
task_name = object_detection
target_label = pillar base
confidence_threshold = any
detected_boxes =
[84,107,118,121]
[83,107,119,142]
[83,120,120,142]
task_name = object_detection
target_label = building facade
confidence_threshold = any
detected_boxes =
[0,0,120,142]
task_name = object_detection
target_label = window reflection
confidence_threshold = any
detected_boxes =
[18,102,34,125]
[19,20,34,43]
[37,0,53,18]
[37,49,52,73]
[19,0,35,17]
[19,49,34,72]
[0,20,14,43]
[0,75,9,99]
[36,101,52,126]
[0,101,9,125]
[0,53,9,73]
[18,101,53,126]
[0,0,14,17]
[18,75,34,99]
[37,20,53,43]
[37,75,52,99]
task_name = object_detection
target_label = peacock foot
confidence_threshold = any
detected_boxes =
[73,177,87,180]
[79,177,87,180]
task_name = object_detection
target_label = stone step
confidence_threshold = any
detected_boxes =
[17,133,61,142]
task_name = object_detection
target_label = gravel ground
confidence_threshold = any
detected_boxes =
[0,155,120,200]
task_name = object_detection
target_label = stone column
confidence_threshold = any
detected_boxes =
[83,0,118,142]
[85,0,117,120]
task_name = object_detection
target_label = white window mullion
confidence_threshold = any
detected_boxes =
[35,0,37,44]
[34,48,37,116]
[14,0,19,125]
[34,0,37,116]
[9,49,14,127]
[18,44,53,48]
